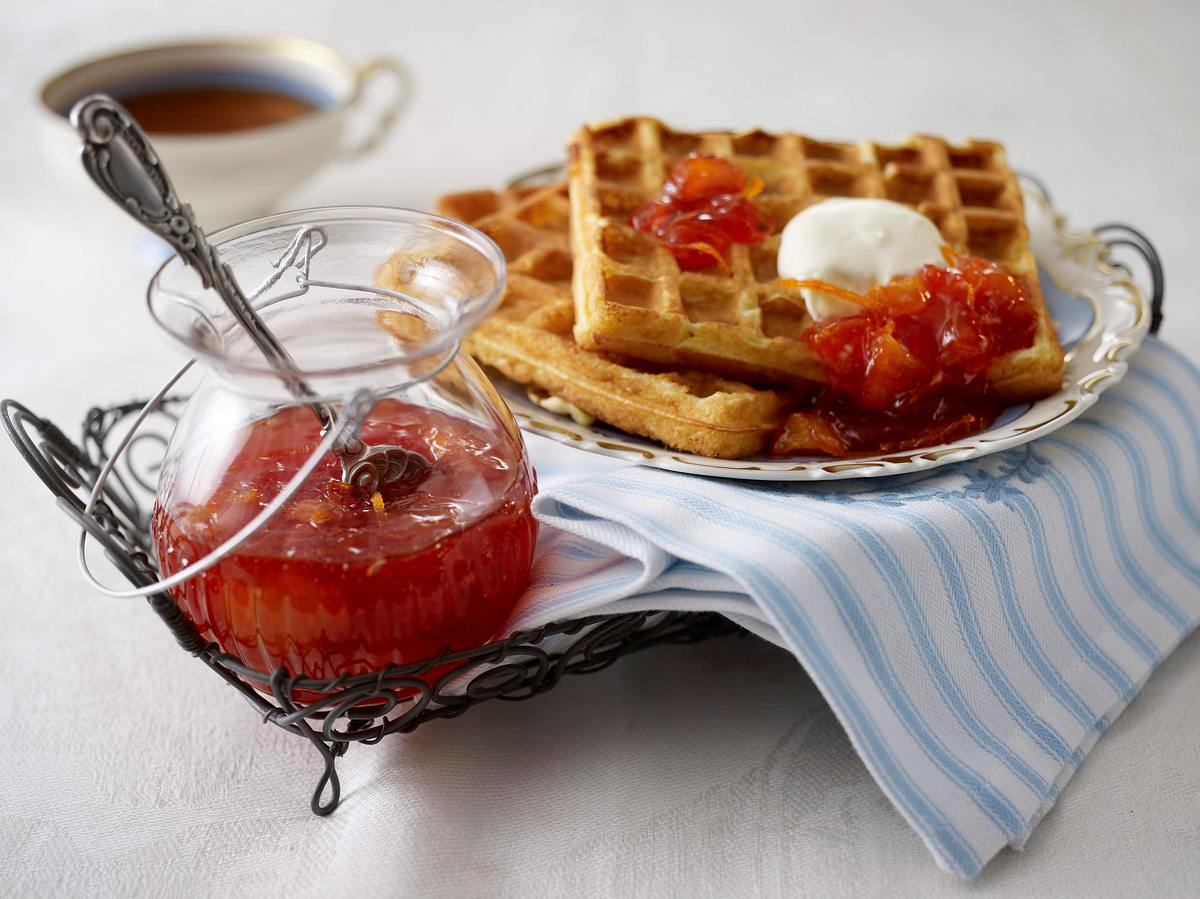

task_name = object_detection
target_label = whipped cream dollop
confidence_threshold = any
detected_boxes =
[777,198,944,320]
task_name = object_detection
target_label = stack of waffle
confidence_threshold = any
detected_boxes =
[419,116,1064,459]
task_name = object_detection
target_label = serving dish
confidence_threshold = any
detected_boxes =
[0,185,1162,816]
[494,182,1153,479]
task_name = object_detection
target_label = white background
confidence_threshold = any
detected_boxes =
[2,1,1198,895]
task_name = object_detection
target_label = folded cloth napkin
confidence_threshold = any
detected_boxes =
[506,337,1200,879]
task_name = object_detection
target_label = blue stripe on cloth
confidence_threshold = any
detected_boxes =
[1126,364,1200,475]
[1103,395,1200,530]
[523,337,1200,879]
[711,488,1031,836]
[816,505,1052,799]
[951,503,1098,726]
[1005,490,1135,698]
[727,493,1027,837]
[1042,436,1191,631]
[1036,464,1160,664]
[626,479,1033,856]
[868,506,1074,764]
[1072,419,1200,583]
[1139,335,1200,402]
[547,537,611,562]
[545,480,986,875]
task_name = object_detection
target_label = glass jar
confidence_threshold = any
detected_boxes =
[146,208,536,684]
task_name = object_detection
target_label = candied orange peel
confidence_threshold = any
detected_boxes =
[775,277,877,309]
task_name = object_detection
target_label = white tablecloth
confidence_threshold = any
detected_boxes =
[2,1,1198,895]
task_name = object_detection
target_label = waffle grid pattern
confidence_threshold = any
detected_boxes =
[569,117,1053,389]
[432,184,791,459]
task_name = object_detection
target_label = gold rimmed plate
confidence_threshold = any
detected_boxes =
[492,185,1150,480]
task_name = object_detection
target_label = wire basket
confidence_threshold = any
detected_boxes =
[2,212,1163,816]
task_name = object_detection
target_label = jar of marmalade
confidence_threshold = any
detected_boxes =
[145,208,536,684]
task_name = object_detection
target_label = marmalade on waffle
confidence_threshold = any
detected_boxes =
[567,116,1063,402]
[427,183,792,459]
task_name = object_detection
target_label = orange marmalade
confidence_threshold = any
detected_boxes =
[152,399,537,684]
[773,251,1040,457]
[631,153,769,271]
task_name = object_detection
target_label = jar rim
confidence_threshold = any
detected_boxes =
[146,205,507,382]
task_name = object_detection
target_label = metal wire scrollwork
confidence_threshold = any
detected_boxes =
[1,397,736,815]
[1093,223,1165,334]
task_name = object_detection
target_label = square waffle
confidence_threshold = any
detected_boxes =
[567,116,1063,401]
[428,183,793,459]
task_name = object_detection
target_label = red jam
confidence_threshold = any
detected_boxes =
[152,400,537,686]
[631,153,769,271]
[773,251,1039,456]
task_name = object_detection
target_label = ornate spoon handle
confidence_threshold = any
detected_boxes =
[69,94,431,492]
[70,95,335,428]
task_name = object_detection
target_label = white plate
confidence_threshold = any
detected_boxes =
[494,186,1150,480]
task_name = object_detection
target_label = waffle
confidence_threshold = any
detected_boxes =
[567,116,1063,402]
[429,183,793,459]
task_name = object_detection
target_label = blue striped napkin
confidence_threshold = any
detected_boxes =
[508,337,1200,879]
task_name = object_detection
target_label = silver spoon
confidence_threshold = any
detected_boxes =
[70,94,431,496]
